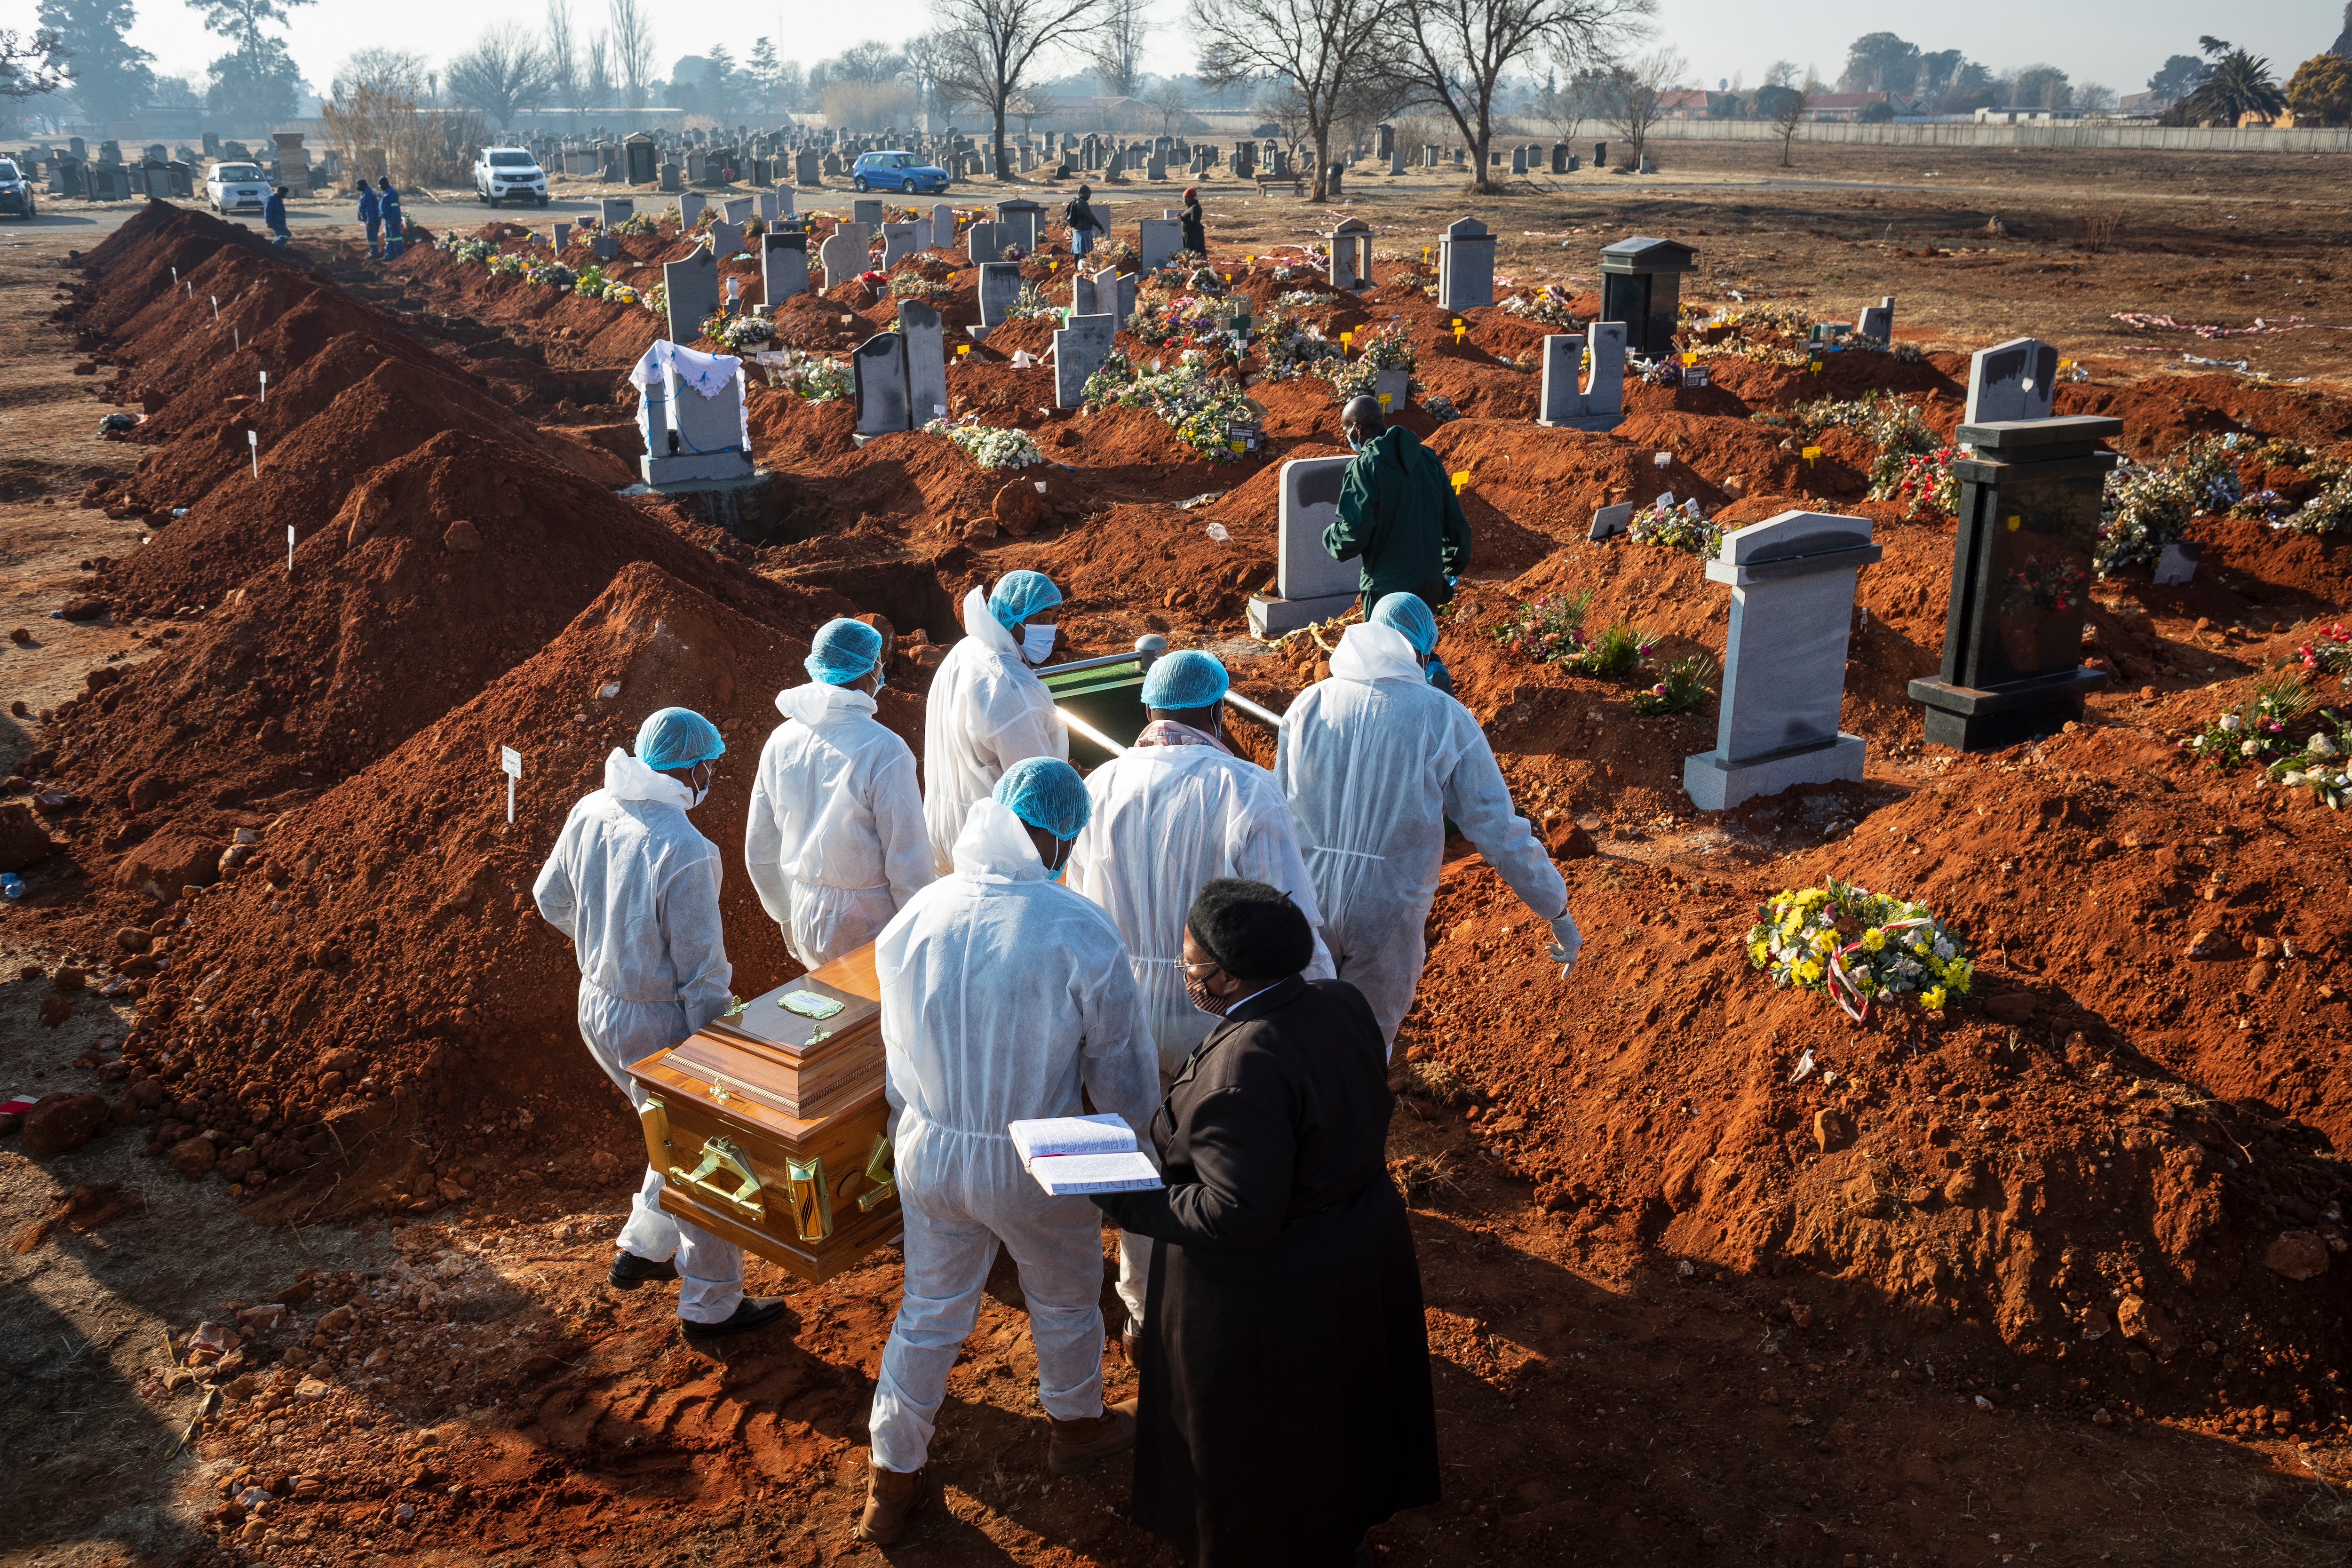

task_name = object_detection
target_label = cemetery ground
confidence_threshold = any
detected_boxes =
[5,138,2352,1568]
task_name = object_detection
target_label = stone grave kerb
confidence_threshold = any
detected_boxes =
[1682,509,1883,812]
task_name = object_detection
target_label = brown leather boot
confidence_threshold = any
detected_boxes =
[1047,1397,1137,1475]
[854,1462,923,1545]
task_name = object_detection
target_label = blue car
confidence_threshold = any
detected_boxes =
[851,150,950,195]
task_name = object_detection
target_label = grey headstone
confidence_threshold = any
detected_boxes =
[1327,217,1373,291]
[1437,216,1494,310]
[1583,321,1628,416]
[1538,335,1585,425]
[639,348,753,485]
[1137,216,1181,272]
[880,221,918,270]
[678,190,707,229]
[852,331,911,437]
[1511,145,1528,175]
[1963,337,2059,425]
[976,261,1023,329]
[852,197,883,227]
[1072,271,1099,316]
[757,191,779,222]
[795,150,822,185]
[1536,322,1627,430]
[1858,296,1894,345]
[1588,501,1633,541]
[1244,456,1363,637]
[1390,150,1405,175]
[1684,510,1880,811]
[994,198,1042,251]
[1638,154,1654,174]
[662,247,721,343]
[900,301,948,428]
[817,231,860,288]
[931,203,955,247]
[709,219,744,257]
[965,220,1001,263]
[774,184,795,216]
[601,196,634,226]
[554,222,572,249]
[1374,366,1408,414]
[761,230,809,305]
[1051,312,1116,409]
[722,196,753,224]
[2153,540,2201,586]
[594,233,619,261]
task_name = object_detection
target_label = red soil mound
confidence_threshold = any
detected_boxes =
[42,430,843,920]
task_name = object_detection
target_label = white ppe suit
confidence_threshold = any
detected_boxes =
[1064,732,1336,1327]
[866,797,1159,1475]
[921,585,1067,875]
[531,748,744,1323]
[744,680,935,969]
[1276,622,1568,1049]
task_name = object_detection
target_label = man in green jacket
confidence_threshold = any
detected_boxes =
[1323,395,1470,616]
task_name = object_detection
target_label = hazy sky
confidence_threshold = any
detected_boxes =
[8,0,2339,102]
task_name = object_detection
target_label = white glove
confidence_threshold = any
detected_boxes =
[1546,908,1582,979]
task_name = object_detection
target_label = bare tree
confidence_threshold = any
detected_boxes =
[606,0,653,110]
[932,0,1096,185]
[1143,77,1190,133]
[1604,45,1678,168]
[1089,0,1149,96]
[1762,82,1805,165]
[1192,0,1393,201]
[1,25,72,100]
[545,0,582,120]
[1387,0,1651,193]
[583,29,612,108]
[447,21,556,130]
[1544,62,1611,144]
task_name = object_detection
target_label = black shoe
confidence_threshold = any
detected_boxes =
[681,1296,790,1344]
[608,1251,678,1291]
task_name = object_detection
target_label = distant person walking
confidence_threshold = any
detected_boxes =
[1065,183,1099,259]
[263,185,290,244]
[1179,186,1205,256]
[377,177,404,257]
[355,179,381,258]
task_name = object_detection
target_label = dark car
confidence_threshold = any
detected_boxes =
[0,160,35,220]
[851,150,950,196]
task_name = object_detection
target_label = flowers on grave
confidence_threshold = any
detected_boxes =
[572,264,610,299]
[1081,350,1259,463]
[1005,281,1062,320]
[1559,620,1651,677]
[1489,590,1653,677]
[2267,713,2352,808]
[1422,391,1462,423]
[611,211,659,236]
[755,347,850,401]
[1748,880,1974,1024]
[450,237,495,264]
[2095,462,2194,576]
[1256,303,1346,379]
[1097,240,1140,271]
[639,281,666,316]
[1500,284,1579,326]
[2185,669,2310,772]
[711,314,775,351]
[890,273,952,301]
[485,251,525,276]
[2281,472,2352,537]
[1883,446,1960,520]
[1628,494,1722,557]
[1274,289,1336,310]
[1317,324,1413,401]
[1126,290,1249,358]
[926,416,1044,470]
[2298,623,2352,688]
[521,259,575,288]
[1631,653,1717,716]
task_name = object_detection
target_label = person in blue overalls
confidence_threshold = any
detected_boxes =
[263,186,290,244]
[377,177,404,258]
[356,178,381,258]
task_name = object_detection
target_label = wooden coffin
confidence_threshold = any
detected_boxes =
[625,943,902,1282]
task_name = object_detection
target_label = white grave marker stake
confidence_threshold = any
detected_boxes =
[232,326,239,351]
[259,370,267,403]
[246,429,258,477]
[210,294,218,323]
[286,525,295,571]
[501,746,523,823]
[171,266,178,286]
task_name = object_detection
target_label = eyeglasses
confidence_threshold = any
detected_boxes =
[1181,960,1223,977]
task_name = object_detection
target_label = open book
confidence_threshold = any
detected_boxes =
[1008,1113,1163,1196]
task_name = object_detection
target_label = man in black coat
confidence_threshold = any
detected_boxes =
[1094,879,1439,1567]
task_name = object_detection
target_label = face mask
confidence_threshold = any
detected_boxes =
[1345,432,1362,452]
[1021,625,1057,664]
[1184,972,1234,1018]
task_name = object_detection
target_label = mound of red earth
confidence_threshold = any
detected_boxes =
[115,562,903,1220]
[32,430,843,918]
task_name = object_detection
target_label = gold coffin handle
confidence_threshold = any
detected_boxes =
[857,1133,897,1213]
[784,1154,833,1242]
[669,1135,766,1222]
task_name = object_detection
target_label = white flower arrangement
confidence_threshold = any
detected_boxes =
[926,417,1042,470]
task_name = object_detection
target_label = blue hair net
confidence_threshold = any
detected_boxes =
[1371,593,1439,659]
[988,570,1063,631]
[1141,649,1230,710]
[993,756,1090,840]
[635,707,725,770]
[805,617,884,685]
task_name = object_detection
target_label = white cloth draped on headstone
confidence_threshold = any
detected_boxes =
[628,339,751,454]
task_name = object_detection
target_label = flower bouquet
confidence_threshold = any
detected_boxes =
[926,417,1043,470]
[1631,653,1717,716]
[2185,669,2309,771]
[1748,880,1973,1023]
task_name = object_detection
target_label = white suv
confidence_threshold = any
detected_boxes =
[473,147,548,207]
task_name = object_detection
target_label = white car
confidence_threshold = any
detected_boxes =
[206,161,269,215]
[474,148,548,207]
